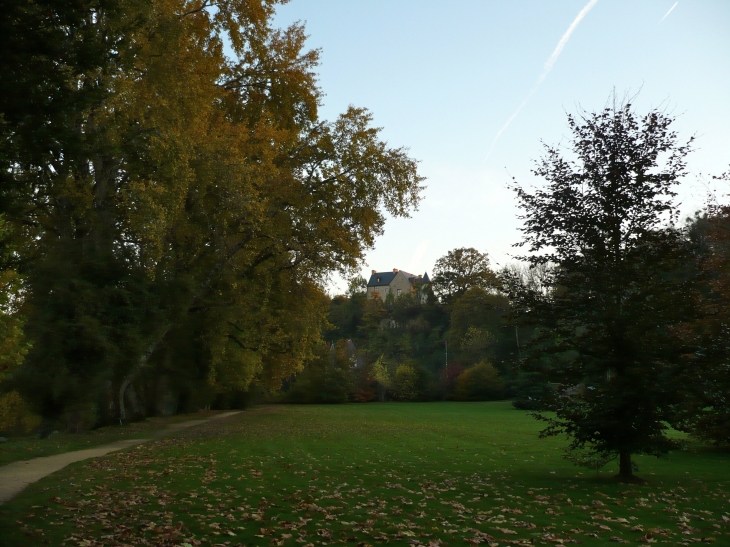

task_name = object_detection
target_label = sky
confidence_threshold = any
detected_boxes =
[271,1,730,294]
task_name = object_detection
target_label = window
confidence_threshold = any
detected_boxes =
[397,288,402,297]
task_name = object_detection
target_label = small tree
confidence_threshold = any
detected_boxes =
[453,360,505,401]
[506,99,693,480]
[391,363,419,401]
[371,355,392,402]
[459,327,496,366]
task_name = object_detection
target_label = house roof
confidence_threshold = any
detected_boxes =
[368,272,398,287]
[367,270,429,287]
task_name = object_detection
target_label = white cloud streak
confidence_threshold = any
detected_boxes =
[485,0,599,161]
[659,2,678,24]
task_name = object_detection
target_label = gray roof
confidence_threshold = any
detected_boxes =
[368,272,398,287]
[367,270,429,287]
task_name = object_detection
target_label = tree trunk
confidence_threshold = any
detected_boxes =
[118,322,173,421]
[118,241,268,421]
[618,451,633,479]
[118,376,132,423]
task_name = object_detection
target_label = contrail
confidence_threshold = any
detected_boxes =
[659,2,678,24]
[541,0,599,78]
[485,0,599,161]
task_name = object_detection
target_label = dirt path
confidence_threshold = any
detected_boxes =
[0,411,242,504]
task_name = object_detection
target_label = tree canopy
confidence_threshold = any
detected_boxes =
[674,191,730,446]
[1,0,424,424]
[431,247,497,303]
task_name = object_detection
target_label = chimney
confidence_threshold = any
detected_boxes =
[371,269,377,275]
[393,268,399,273]
[418,274,422,279]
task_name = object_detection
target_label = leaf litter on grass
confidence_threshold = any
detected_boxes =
[2,403,730,546]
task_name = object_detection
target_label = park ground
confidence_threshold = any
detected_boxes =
[0,402,728,546]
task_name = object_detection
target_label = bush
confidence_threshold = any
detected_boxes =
[453,360,505,401]
[351,363,377,402]
[511,397,545,410]
[391,363,419,401]
[0,390,42,435]
[62,403,100,433]
[286,366,353,404]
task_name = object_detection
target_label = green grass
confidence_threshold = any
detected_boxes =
[1,402,728,546]
[0,411,228,467]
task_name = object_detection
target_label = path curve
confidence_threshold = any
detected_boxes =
[0,411,242,504]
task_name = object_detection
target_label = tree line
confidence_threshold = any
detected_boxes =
[282,99,730,481]
[281,247,518,405]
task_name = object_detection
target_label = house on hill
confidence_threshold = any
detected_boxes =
[367,269,430,302]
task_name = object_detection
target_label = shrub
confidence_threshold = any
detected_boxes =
[391,363,419,401]
[0,390,42,435]
[453,360,505,401]
[62,402,100,433]
[284,366,353,404]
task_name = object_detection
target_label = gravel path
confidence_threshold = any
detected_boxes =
[0,411,242,504]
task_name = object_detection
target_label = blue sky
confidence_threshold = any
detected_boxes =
[272,1,730,293]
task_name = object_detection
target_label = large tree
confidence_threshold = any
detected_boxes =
[504,100,693,480]
[431,247,496,303]
[3,0,424,424]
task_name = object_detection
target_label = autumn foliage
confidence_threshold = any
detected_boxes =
[0,0,424,426]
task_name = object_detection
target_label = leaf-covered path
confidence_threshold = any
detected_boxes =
[0,411,241,504]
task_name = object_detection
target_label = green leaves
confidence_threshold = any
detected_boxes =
[507,99,695,478]
[432,248,497,304]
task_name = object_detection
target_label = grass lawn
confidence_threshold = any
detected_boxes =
[0,402,728,546]
[0,411,232,467]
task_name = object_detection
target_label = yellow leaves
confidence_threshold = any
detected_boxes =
[207,346,262,391]
[0,390,42,434]
[0,238,29,383]
[371,355,392,389]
